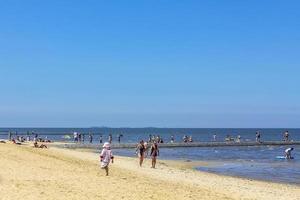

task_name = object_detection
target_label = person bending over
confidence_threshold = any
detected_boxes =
[285,147,294,159]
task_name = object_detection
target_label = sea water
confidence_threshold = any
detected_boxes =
[114,145,300,185]
[1,128,300,143]
[1,128,299,184]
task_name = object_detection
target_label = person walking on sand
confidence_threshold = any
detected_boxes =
[100,142,114,176]
[150,141,160,168]
[143,141,149,158]
[136,140,146,167]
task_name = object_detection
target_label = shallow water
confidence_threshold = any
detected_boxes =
[1,128,300,143]
[1,128,299,184]
[114,145,300,185]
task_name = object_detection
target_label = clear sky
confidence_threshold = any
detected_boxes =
[0,1,299,128]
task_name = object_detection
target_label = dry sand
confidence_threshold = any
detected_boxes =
[0,142,299,200]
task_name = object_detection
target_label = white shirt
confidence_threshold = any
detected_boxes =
[285,148,293,153]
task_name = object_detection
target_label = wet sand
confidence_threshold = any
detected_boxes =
[0,142,299,200]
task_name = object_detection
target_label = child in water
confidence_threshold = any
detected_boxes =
[100,142,114,176]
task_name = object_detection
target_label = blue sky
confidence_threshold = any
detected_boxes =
[0,1,299,127]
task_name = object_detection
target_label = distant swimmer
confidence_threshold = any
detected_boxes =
[285,147,294,159]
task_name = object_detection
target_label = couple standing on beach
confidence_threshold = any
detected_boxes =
[136,140,159,168]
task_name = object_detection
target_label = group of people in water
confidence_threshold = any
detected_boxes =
[6,130,294,145]
[73,132,124,144]
[223,130,292,144]
[0,130,297,177]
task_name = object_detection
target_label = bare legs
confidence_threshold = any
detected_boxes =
[103,166,109,176]
[151,157,157,168]
[139,155,144,167]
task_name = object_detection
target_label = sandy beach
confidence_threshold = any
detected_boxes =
[0,142,299,200]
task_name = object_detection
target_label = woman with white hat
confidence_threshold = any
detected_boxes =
[100,142,114,176]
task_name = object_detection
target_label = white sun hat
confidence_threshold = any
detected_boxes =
[103,142,110,148]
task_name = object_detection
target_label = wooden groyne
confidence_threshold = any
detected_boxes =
[56,141,300,149]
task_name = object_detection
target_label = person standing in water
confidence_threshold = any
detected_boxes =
[183,135,188,143]
[26,131,30,142]
[89,133,93,144]
[73,132,78,143]
[256,131,261,143]
[99,135,103,144]
[136,140,146,167]
[8,131,12,141]
[213,134,217,142]
[78,133,82,143]
[117,134,123,143]
[82,133,85,143]
[285,147,294,159]
[284,131,289,142]
[170,135,175,143]
[236,135,241,143]
[150,141,160,168]
[148,134,152,143]
[108,134,112,144]
[100,142,114,176]
[188,136,193,143]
